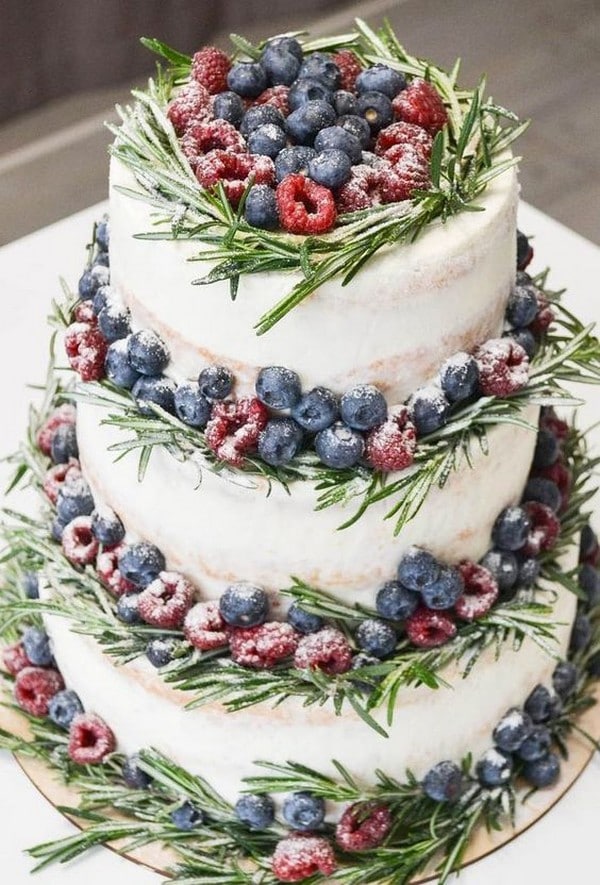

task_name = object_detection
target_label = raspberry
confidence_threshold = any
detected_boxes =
[540,408,569,443]
[337,164,383,213]
[375,121,433,161]
[379,146,431,202]
[68,713,116,764]
[2,642,32,676]
[529,291,556,335]
[365,407,417,472]
[332,50,362,92]
[42,459,81,504]
[184,601,229,651]
[62,516,99,566]
[272,834,337,882]
[405,607,457,648]
[14,667,64,716]
[536,460,572,513]
[294,627,353,675]
[64,322,107,382]
[454,561,499,621]
[205,396,269,466]
[474,338,529,397]
[392,78,448,135]
[167,80,212,135]
[195,150,275,206]
[73,300,97,324]
[229,621,299,668]
[137,571,194,629]
[522,501,560,557]
[96,544,136,596]
[37,404,77,456]
[276,174,336,234]
[181,120,247,167]
[254,85,290,116]
[335,802,392,851]
[191,46,231,95]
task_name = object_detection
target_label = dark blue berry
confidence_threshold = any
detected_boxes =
[314,422,364,469]
[219,582,268,627]
[198,365,233,400]
[105,338,140,390]
[492,506,531,552]
[48,690,84,729]
[122,753,153,789]
[516,230,531,268]
[56,477,95,524]
[517,725,552,762]
[517,555,541,588]
[92,284,114,315]
[533,429,560,469]
[570,612,592,652]
[240,105,286,137]
[116,593,143,625]
[174,382,211,428]
[275,146,317,182]
[261,44,301,86]
[438,353,479,403]
[292,387,338,432]
[244,183,279,230]
[94,250,109,267]
[50,423,79,464]
[356,64,406,98]
[480,549,519,593]
[507,328,537,359]
[91,508,125,546]
[408,386,450,435]
[288,78,334,112]
[146,637,178,668]
[227,62,267,98]
[51,517,67,541]
[376,580,419,620]
[119,542,165,588]
[78,264,109,301]
[171,801,204,830]
[132,375,176,416]
[127,330,169,376]
[287,602,324,634]
[588,653,600,677]
[493,707,533,752]
[422,761,463,802]
[506,283,538,328]
[22,627,53,666]
[580,524,598,561]
[256,366,301,410]
[213,91,244,127]
[333,90,358,117]
[337,114,371,148]
[524,684,558,724]
[552,661,578,699]
[357,91,393,132]
[286,100,336,146]
[282,791,325,830]
[340,385,387,431]
[267,36,303,61]
[523,477,561,513]
[355,618,397,657]
[308,147,352,188]
[298,52,340,90]
[22,572,39,599]
[234,793,275,830]
[397,547,440,592]
[96,219,109,252]
[421,566,464,610]
[578,564,600,607]
[314,125,362,164]
[258,417,304,466]
[476,748,513,788]
[98,303,131,342]
[522,752,560,788]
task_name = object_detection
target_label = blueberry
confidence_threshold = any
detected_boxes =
[50,422,79,464]
[92,284,115,315]
[524,684,558,724]
[533,429,560,469]
[174,381,211,428]
[376,580,419,620]
[493,707,533,752]
[78,264,109,301]
[517,555,540,588]
[516,230,531,268]
[267,36,303,61]
[98,303,131,343]
[355,618,397,658]
[22,627,53,666]
[122,754,153,790]
[258,417,304,466]
[517,725,552,762]
[227,62,267,98]
[288,78,334,112]
[552,661,578,699]
[198,365,233,400]
[580,524,598,561]
[51,516,67,541]
[522,752,560,788]
[275,146,317,182]
[127,330,169,376]
[91,508,125,546]
[261,43,301,86]
[282,791,325,830]
[421,566,464,610]
[240,105,286,137]
[219,582,268,627]
[506,283,538,328]
[397,547,440,592]
[286,100,336,146]
[308,148,352,188]
[56,477,95,524]
[337,114,371,148]
[256,366,301,410]
[235,793,275,830]
[333,90,358,117]
[95,219,109,253]
[94,250,110,267]
[357,91,394,133]
[314,125,362,164]
[48,690,84,729]
[146,637,178,668]
[408,386,450,435]
[439,353,479,403]
[356,64,406,98]
[213,91,244,127]
[116,592,143,625]
[476,748,513,788]
[287,602,324,634]
[422,760,463,802]
[522,477,561,513]
[480,549,519,594]
[340,384,387,431]
[105,338,141,390]
[492,506,531,552]
[578,564,600,606]
[298,52,340,91]
[132,375,176,416]
[588,653,600,677]
[570,612,592,652]
[171,801,204,830]
[507,328,537,359]
[119,542,165,588]
[22,572,39,599]
[292,387,338,432]
[244,183,280,230]
[314,422,364,469]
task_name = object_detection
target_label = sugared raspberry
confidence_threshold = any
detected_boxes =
[337,164,383,213]
[277,174,336,234]
[540,408,569,443]
[64,322,107,382]
[529,291,555,335]
[2,642,32,676]
[42,459,81,504]
[272,834,337,882]
[195,150,275,206]
[454,561,499,621]
[522,501,560,556]
[474,338,529,397]
[294,627,353,675]
[14,667,64,716]
[536,460,572,513]
[332,50,362,91]
[392,78,448,135]
[62,516,99,566]
[375,121,433,161]
[191,46,231,95]
[335,802,392,851]
[365,407,417,472]
[405,607,457,648]
[379,146,431,202]
[167,80,212,135]
[37,404,77,456]
[184,601,229,651]
[68,713,116,764]
[137,571,194,629]
[254,85,290,116]
[229,621,299,668]
[181,120,247,167]
[205,396,269,467]
[73,300,97,324]
[96,544,136,596]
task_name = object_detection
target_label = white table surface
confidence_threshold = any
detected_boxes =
[0,201,599,884]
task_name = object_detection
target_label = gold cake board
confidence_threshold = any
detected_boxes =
[1,690,599,883]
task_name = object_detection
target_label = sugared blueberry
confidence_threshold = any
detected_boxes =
[91,508,125,546]
[340,384,387,431]
[282,791,325,831]
[132,375,176,416]
[48,689,84,729]
[580,524,598,562]
[298,52,340,91]
[517,725,552,762]
[506,282,539,328]
[275,146,317,182]
[287,602,324,634]
[570,613,592,653]
[480,549,519,594]
[219,582,268,627]
[308,148,352,188]
[578,563,600,606]
[523,477,561,513]
[98,303,131,342]
[517,555,541,588]
[292,386,338,431]
[244,184,279,229]
[93,284,114,315]
[516,230,533,269]
[421,566,464,610]
[256,365,301,409]
[122,753,153,790]
[146,637,178,668]
[493,707,533,752]
[524,684,559,724]
[476,748,513,788]
[105,338,140,389]
[355,618,397,658]
[22,627,53,667]
[492,506,531,552]
[22,572,39,600]
[198,365,233,400]
[235,793,275,830]
[439,352,479,404]
[127,330,169,376]
[357,91,394,132]
[408,386,450,435]
[50,423,79,465]
[118,542,166,588]
[95,219,109,253]
[533,429,560,469]
[227,62,267,98]
[337,114,371,148]
[356,64,406,98]
[288,78,334,112]
[286,100,336,146]
[171,801,204,830]
[376,580,419,620]
[240,104,286,137]
[78,264,109,301]
[174,381,211,428]
[116,592,143,625]
[258,417,304,466]
[522,752,560,788]
[397,547,440,592]
[552,661,578,699]
[56,477,95,524]
[333,90,358,116]
[508,328,537,360]
[213,91,244,127]
[422,760,463,802]
[315,422,364,469]
[261,42,301,86]
[314,125,362,164]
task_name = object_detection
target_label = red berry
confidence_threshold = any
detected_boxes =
[14,667,64,716]
[474,338,529,397]
[539,408,569,443]
[42,459,81,504]
[405,607,457,648]
[276,174,336,234]
[64,322,107,382]
[96,544,136,596]
[294,627,353,675]
[522,501,561,556]
[392,78,448,135]
[335,802,392,851]
[62,516,99,566]
[272,834,337,882]
[73,300,97,324]
[205,396,269,466]
[454,561,499,621]
[379,146,431,202]
[229,622,299,668]
[332,50,362,92]
[191,46,231,95]
[195,150,275,206]
[375,121,433,161]
[37,404,77,456]
[137,571,194,629]
[184,601,229,651]
[2,642,32,676]
[529,291,555,335]
[536,460,572,513]
[337,164,383,213]
[254,85,290,116]
[365,407,417,472]
[181,120,247,167]
[68,713,116,764]
[167,80,212,135]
